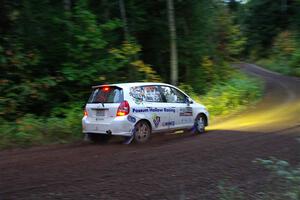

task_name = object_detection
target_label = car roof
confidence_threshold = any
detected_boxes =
[92,82,176,89]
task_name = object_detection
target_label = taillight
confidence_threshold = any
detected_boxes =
[102,87,110,92]
[116,101,130,116]
[84,109,88,117]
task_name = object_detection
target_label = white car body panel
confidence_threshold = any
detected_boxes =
[82,82,209,136]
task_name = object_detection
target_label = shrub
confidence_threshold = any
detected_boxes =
[180,72,263,118]
[257,31,300,77]
[254,157,300,200]
[218,182,244,200]
[289,49,300,77]
[0,102,84,149]
[200,72,263,117]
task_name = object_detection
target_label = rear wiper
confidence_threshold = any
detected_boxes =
[100,101,104,107]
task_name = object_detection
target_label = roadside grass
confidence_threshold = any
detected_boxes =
[257,58,300,77]
[218,154,300,200]
[180,71,264,120]
[0,103,83,149]
[218,182,244,200]
[0,71,263,149]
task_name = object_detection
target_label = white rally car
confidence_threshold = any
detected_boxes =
[82,82,209,144]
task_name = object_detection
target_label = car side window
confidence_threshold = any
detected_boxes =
[160,86,187,103]
[159,86,182,103]
[142,86,163,102]
[160,86,173,103]
[170,88,187,103]
[129,85,163,103]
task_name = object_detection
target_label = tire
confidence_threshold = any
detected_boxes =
[86,133,111,144]
[134,121,151,143]
[195,114,207,134]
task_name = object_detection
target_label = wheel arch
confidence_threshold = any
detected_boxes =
[196,113,208,126]
[135,119,152,132]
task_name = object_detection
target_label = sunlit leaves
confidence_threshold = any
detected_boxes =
[131,60,161,82]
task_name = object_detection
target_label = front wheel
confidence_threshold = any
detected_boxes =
[195,115,207,134]
[134,121,151,143]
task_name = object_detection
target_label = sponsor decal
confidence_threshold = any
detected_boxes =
[162,121,175,126]
[179,107,193,116]
[129,86,145,102]
[150,108,163,112]
[134,99,143,105]
[163,108,176,113]
[127,115,136,123]
[152,114,161,128]
[129,86,162,103]
[132,108,149,113]
[132,107,176,113]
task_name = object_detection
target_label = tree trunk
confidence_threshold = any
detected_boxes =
[63,0,71,11]
[119,0,130,41]
[119,0,136,80]
[167,0,178,85]
[103,0,110,21]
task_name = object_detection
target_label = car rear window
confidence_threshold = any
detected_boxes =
[88,86,123,103]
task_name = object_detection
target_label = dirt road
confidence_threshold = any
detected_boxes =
[1,63,300,200]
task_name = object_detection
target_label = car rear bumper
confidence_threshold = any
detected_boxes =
[82,116,134,136]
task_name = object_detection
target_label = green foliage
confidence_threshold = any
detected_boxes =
[0,41,43,119]
[218,155,300,200]
[226,24,247,58]
[109,41,162,82]
[62,0,121,84]
[239,0,299,57]
[175,0,246,92]
[256,31,300,77]
[0,103,83,149]
[201,72,263,117]
[131,60,161,82]
[178,83,198,98]
[0,0,266,148]
[254,157,300,200]
[257,58,292,76]
[290,49,300,77]
[215,8,246,59]
[273,31,297,57]
[218,182,244,200]
[180,71,263,118]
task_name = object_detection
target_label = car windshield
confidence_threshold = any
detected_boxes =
[88,86,123,103]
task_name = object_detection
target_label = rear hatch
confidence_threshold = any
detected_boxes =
[86,86,124,123]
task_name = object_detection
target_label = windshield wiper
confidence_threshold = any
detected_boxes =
[100,101,104,107]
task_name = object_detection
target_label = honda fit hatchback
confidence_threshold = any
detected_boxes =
[82,83,209,143]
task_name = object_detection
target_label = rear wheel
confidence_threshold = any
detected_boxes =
[134,121,151,143]
[86,133,111,143]
[195,114,206,134]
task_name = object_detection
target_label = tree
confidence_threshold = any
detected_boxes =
[240,0,298,56]
[63,0,71,11]
[167,0,178,85]
[119,0,130,41]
